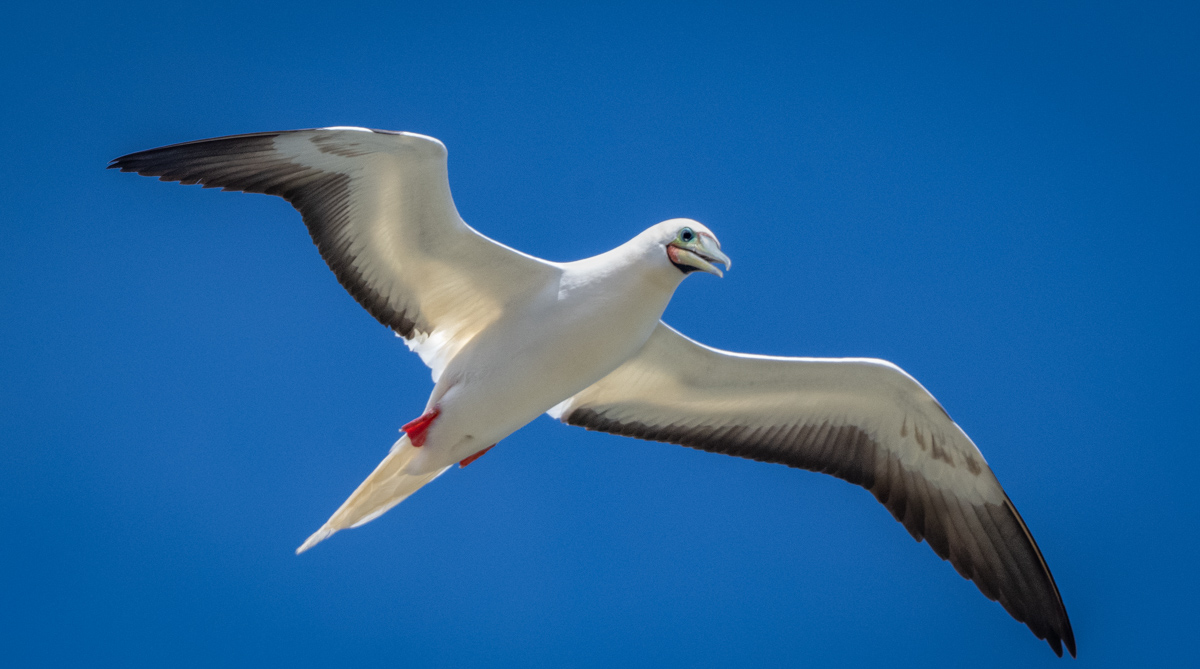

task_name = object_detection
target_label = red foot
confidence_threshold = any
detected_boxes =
[402,407,440,447]
[459,445,495,468]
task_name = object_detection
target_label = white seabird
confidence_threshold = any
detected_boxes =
[110,127,1075,657]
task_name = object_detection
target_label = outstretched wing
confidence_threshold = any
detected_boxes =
[552,323,1075,657]
[110,127,557,378]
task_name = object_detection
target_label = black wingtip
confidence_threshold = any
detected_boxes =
[1050,637,1063,657]
[108,153,141,172]
[1038,618,1078,657]
[1036,601,1076,658]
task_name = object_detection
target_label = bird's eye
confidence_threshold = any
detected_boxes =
[679,228,695,243]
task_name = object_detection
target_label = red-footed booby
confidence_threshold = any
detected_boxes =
[110,127,1075,657]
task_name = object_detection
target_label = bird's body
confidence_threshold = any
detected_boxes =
[422,225,685,469]
[110,127,1075,657]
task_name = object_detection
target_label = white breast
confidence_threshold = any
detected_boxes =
[424,253,679,461]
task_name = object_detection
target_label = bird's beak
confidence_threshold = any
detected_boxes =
[668,233,731,278]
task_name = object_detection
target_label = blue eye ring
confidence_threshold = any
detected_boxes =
[679,227,695,243]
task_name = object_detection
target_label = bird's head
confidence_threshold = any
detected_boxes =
[659,218,731,278]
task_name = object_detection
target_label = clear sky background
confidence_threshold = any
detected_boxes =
[2,1,1196,666]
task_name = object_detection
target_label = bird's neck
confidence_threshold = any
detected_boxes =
[561,240,685,306]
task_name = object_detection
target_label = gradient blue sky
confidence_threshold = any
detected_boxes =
[2,1,1196,666]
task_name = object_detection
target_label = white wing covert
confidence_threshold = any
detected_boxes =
[109,127,556,378]
[553,323,1075,657]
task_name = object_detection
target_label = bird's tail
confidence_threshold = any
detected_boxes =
[295,434,449,554]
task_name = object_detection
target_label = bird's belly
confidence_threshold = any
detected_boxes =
[419,301,661,463]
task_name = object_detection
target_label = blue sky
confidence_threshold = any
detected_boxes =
[2,1,1196,666]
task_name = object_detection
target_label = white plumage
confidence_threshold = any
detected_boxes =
[111,126,1074,657]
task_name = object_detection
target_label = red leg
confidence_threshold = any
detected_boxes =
[459,444,495,468]
[402,407,440,447]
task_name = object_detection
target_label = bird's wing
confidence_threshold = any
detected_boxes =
[110,127,557,378]
[550,322,1075,657]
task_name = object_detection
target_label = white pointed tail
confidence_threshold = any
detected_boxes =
[296,434,450,554]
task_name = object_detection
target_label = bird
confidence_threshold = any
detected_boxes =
[110,126,1075,657]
